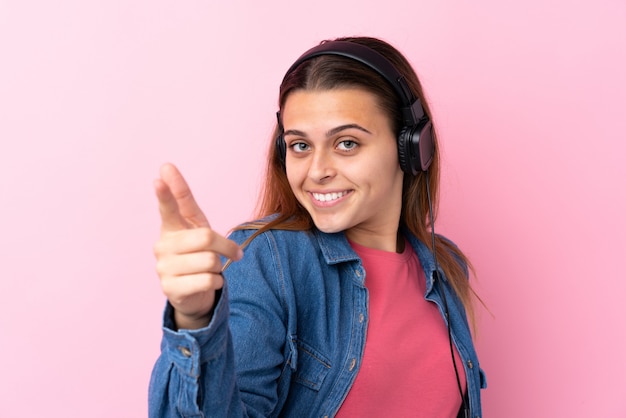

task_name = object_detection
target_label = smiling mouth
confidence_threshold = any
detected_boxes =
[312,191,350,202]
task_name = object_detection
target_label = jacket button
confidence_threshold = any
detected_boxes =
[467,360,473,369]
[359,313,364,323]
[349,358,356,371]
[179,347,192,358]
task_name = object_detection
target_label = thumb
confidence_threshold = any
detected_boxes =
[159,163,210,228]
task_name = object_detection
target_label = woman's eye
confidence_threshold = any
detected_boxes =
[337,140,357,151]
[290,142,310,153]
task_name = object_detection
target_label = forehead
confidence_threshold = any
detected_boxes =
[281,88,389,124]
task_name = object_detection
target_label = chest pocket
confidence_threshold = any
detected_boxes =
[288,338,331,391]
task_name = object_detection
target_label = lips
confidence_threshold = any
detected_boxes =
[311,191,350,202]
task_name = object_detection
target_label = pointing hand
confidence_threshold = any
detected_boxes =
[153,163,243,329]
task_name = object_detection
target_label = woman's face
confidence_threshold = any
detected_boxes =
[282,88,404,249]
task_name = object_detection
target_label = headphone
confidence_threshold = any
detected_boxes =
[275,40,434,176]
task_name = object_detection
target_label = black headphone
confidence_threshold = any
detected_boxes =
[275,40,434,176]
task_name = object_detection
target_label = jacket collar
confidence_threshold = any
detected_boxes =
[314,229,360,265]
[312,227,440,295]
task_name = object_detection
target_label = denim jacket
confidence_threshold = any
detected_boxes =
[149,226,487,418]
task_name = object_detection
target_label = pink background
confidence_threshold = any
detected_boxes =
[1,1,625,416]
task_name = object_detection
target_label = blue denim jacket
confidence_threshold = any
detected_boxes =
[149,226,487,418]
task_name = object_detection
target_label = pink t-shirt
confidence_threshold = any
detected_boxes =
[336,239,466,418]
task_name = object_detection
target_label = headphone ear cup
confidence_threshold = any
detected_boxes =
[275,133,286,167]
[417,120,434,172]
[397,127,413,174]
[397,120,434,175]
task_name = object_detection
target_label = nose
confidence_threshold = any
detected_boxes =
[308,148,336,183]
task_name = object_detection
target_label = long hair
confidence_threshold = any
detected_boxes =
[234,36,479,326]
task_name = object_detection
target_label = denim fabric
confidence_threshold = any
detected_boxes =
[149,226,487,418]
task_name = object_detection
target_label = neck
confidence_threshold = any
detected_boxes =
[345,227,403,253]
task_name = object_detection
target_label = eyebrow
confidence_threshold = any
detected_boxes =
[283,124,372,138]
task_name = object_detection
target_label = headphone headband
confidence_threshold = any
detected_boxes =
[282,41,425,126]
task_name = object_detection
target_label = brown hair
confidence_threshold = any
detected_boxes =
[234,36,479,326]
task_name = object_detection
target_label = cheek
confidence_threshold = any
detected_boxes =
[285,164,304,193]
[369,147,402,177]
[367,151,404,191]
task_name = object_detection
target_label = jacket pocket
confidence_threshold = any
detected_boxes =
[290,338,331,391]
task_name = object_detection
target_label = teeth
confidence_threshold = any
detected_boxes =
[313,191,348,202]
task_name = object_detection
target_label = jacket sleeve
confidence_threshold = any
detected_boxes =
[148,230,289,418]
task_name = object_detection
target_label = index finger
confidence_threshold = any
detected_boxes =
[160,163,210,228]
[154,178,188,232]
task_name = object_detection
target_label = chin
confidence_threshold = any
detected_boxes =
[311,219,350,234]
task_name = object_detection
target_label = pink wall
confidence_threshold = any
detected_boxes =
[1,1,624,416]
